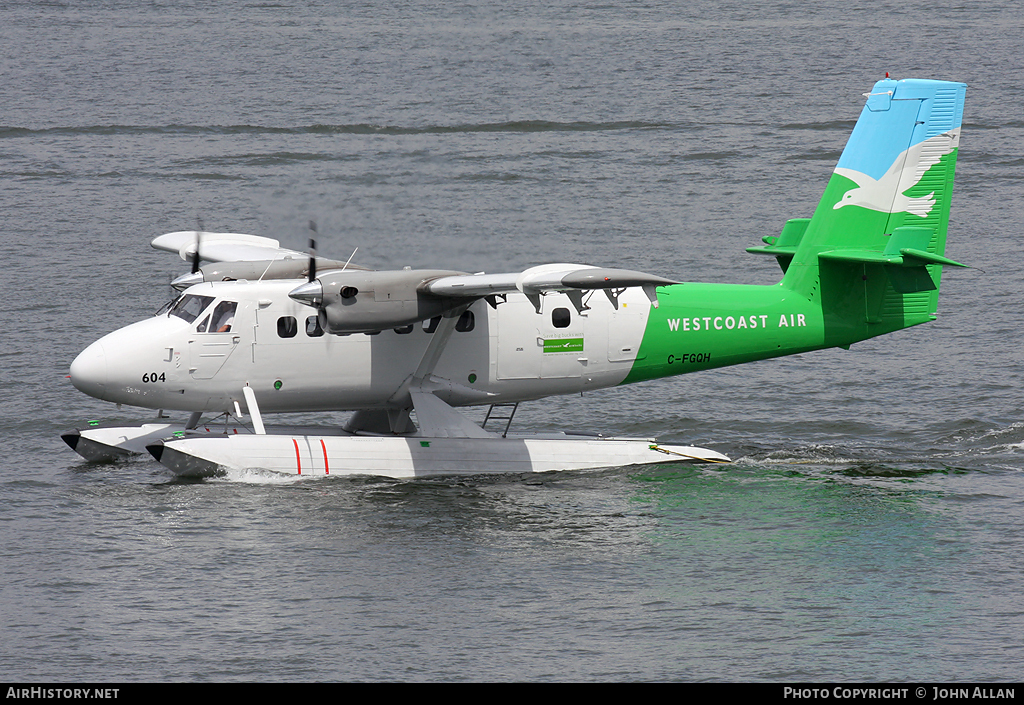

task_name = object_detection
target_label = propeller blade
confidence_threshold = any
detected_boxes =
[308,220,318,283]
[192,217,205,274]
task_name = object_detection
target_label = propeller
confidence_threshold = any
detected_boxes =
[308,220,317,283]
[192,217,205,275]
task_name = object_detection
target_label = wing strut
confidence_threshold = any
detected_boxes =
[385,304,495,437]
[242,384,266,435]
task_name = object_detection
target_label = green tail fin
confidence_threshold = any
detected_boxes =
[751,78,967,344]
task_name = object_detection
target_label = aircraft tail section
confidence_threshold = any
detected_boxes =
[750,78,967,345]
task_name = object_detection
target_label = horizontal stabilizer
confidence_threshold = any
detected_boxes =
[817,249,966,268]
[817,225,966,268]
[818,225,967,295]
[746,218,810,273]
[899,249,967,269]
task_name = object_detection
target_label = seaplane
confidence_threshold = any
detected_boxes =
[63,77,968,479]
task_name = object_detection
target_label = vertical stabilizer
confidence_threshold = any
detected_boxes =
[776,78,966,343]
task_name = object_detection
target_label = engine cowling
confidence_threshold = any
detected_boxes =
[289,269,469,334]
[171,258,372,291]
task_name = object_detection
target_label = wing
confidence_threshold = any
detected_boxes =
[153,230,371,290]
[423,263,678,310]
[151,231,309,263]
[288,262,679,334]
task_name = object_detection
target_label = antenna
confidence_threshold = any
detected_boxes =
[342,247,358,271]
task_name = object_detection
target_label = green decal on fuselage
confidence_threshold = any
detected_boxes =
[543,337,584,353]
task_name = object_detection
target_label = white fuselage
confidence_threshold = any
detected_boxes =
[70,278,653,415]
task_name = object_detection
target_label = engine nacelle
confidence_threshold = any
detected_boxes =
[171,258,372,290]
[289,269,468,334]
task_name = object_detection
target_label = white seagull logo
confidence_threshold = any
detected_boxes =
[833,128,960,217]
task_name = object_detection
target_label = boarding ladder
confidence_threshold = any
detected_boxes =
[482,402,519,438]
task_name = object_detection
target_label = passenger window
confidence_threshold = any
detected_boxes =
[423,316,441,334]
[211,301,237,333]
[394,324,414,334]
[455,310,474,332]
[277,316,297,338]
[306,315,324,337]
[552,307,571,329]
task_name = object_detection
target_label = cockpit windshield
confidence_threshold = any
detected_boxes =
[167,294,215,324]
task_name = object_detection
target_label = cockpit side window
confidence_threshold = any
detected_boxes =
[211,301,237,333]
[168,294,214,324]
[196,315,210,333]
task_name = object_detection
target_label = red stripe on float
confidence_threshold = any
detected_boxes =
[292,438,301,475]
[320,439,329,475]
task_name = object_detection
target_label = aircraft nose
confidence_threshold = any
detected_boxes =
[70,340,108,400]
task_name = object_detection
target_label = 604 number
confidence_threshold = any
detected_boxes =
[142,372,166,383]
